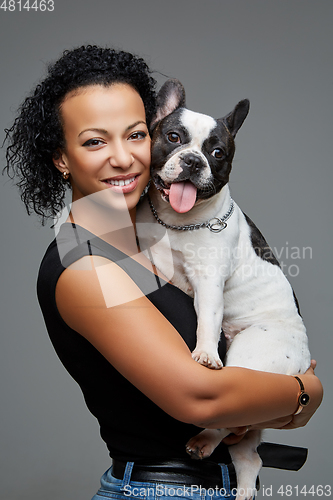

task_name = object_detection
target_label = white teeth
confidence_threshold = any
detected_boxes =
[107,176,136,186]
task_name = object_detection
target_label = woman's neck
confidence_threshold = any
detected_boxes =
[67,194,138,255]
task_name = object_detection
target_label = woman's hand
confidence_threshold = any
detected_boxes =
[223,361,323,444]
[244,360,323,431]
[222,426,249,445]
[280,360,323,429]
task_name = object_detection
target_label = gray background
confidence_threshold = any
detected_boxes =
[1,1,332,498]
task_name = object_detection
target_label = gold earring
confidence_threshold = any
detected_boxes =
[62,171,70,180]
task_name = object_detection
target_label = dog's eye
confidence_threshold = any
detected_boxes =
[167,132,181,144]
[211,148,224,159]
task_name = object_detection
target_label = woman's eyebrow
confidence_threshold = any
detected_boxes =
[125,120,147,131]
[78,128,108,137]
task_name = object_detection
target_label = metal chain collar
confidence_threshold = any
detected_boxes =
[147,195,235,233]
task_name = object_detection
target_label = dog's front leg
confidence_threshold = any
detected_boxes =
[191,277,224,369]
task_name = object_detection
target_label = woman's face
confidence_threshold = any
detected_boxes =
[54,84,151,212]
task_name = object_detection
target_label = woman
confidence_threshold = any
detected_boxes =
[5,45,322,500]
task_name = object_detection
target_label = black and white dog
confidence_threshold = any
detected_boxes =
[136,80,310,500]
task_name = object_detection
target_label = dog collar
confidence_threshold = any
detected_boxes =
[147,195,235,233]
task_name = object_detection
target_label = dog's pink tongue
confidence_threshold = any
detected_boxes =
[169,181,197,213]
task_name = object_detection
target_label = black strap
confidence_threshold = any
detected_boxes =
[258,442,308,470]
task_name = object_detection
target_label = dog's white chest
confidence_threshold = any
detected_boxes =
[137,193,240,296]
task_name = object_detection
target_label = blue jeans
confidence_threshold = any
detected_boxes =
[91,461,238,499]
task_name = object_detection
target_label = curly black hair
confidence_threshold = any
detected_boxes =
[4,45,157,223]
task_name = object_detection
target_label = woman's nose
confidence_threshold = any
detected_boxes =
[109,142,134,169]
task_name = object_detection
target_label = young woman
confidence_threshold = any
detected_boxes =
[5,45,322,500]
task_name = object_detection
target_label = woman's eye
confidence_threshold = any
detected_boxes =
[167,132,181,144]
[211,148,224,159]
[129,131,147,141]
[82,139,104,147]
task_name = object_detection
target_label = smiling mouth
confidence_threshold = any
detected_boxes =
[102,174,140,193]
[104,175,137,187]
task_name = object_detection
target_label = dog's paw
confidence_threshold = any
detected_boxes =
[185,433,218,460]
[235,490,256,500]
[185,444,205,460]
[191,349,222,369]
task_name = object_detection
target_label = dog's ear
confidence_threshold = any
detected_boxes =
[150,79,186,131]
[222,99,250,138]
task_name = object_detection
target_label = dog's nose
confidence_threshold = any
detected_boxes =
[183,154,202,171]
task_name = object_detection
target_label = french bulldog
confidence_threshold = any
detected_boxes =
[136,79,310,500]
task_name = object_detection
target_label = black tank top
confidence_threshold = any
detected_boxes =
[37,223,230,463]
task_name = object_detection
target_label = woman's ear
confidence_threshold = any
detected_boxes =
[53,150,69,179]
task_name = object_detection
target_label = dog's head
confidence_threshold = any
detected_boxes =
[150,79,249,213]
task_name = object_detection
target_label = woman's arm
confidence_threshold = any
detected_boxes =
[56,255,323,429]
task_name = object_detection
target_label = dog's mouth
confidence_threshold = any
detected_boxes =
[153,175,200,213]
